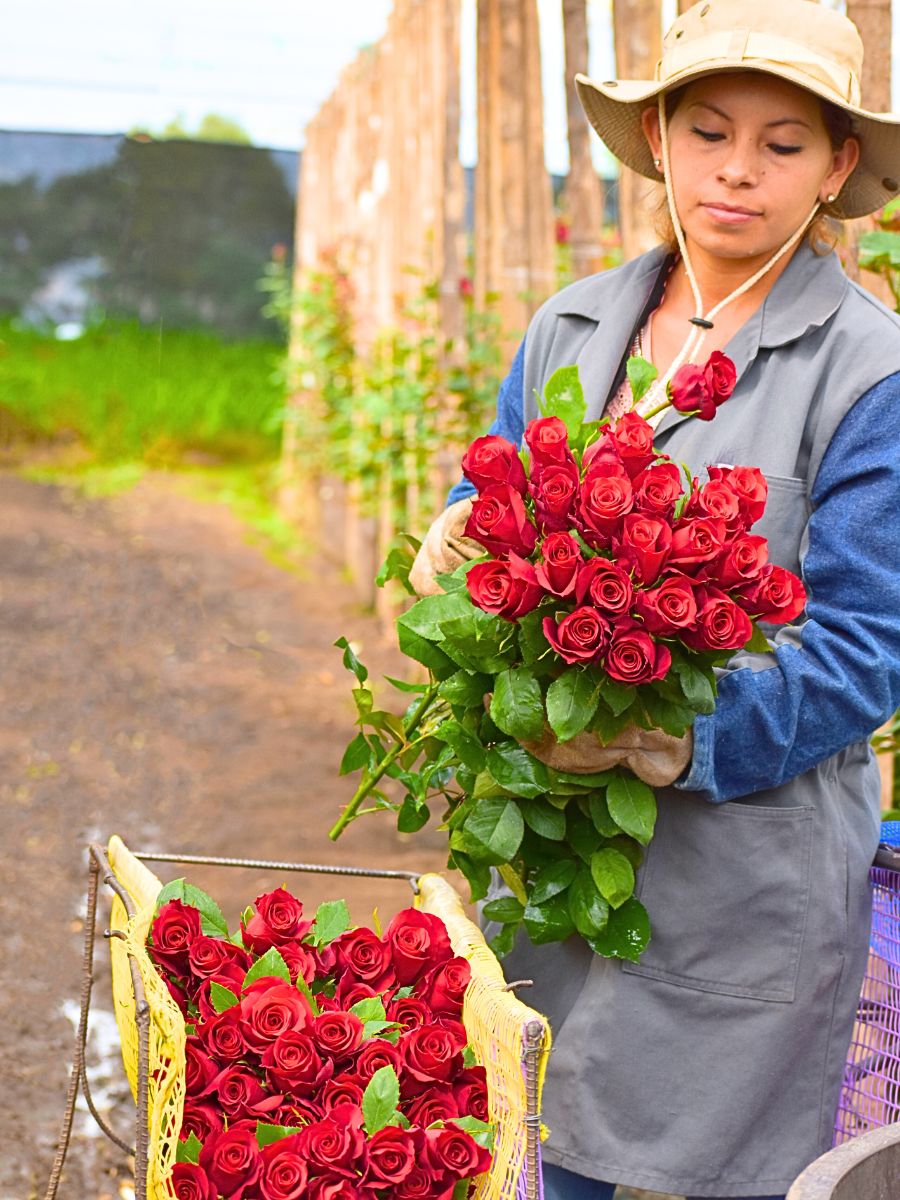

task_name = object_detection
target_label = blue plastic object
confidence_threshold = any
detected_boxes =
[880,820,900,847]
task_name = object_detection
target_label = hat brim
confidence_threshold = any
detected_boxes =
[575,65,900,219]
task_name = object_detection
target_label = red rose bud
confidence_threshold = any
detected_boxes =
[609,411,656,477]
[312,1010,365,1060]
[736,564,806,623]
[188,936,252,983]
[199,1126,263,1200]
[212,1066,268,1119]
[366,1125,420,1186]
[466,553,544,621]
[534,532,583,597]
[532,460,581,532]
[149,899,202,973]
[614,513,673,585]
[574,558,633,616]
[524,416,573,465]
[333,927,396,990]
[703,350,737,404]
[262,1030,331,1095]
[297,1103,366,1178]
[416,956,471,1017]
[424,1126,493,1181]
[634,573,699,635]
[669,517,727,570]
[708,464,767,524]
[243,887,311,954]
[464,483,538,558]
[633,461,684,519]
[280,941,317,986]
[709,534,768,587]
[387,994,432,1031]
[406,1090,461,1126]
[259,1134,308,1200]
[171,1162,218,1200]
[181,1099,224,1142]
[578,462,634,547]
[320,1078,365,1112]
[605,621,671,685]
[543,607,611,666]
[681,587,753,651]
[240,980,313,1054]
[354,1037,402,1083]
[668,363,710,414]
[385,909,453,986]
[453,1066,490,1123]
[684,479,744,533]
[198,1007,245,1063]
[461,435,527,495]
[400,1021,468,1083]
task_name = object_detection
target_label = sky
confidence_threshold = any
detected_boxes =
[0,0,897,176]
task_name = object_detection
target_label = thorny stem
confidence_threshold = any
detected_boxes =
[329,683,442,840]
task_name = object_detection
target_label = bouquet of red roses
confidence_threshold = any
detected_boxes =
[329,355,806,962]
[147,880,493,1200]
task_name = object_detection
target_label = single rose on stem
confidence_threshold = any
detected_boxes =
[608,411,656,477]
[385,908,453,985]
[149,899,202,975]
[605,621,672,685]
[574,557,633,616]
[534,532,584,597]
[199,1126,263,1200]
[243,887,312,953]
[463,483,538,558]
[614,513,672,585]
[466,554,544,621]
[577,462,634,547]
[543,606,612,666]
[634,573,699,635]
[461,435,527,494]
[524,415,575,467]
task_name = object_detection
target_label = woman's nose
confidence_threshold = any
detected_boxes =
[716,139,761,187]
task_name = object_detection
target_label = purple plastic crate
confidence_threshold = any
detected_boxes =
[833,845,900,1144]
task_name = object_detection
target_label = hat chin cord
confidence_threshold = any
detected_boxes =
[642,92,822,408]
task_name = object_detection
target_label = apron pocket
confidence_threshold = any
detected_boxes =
[621,796,814,1002]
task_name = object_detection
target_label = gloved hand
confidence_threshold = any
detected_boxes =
[523,724,694,789]
[409,498,484,597]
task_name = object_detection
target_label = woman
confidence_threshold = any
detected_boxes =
[412,0,900,1197]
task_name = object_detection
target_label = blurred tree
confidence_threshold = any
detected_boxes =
[131,113,254,145]
[561,0,606,279]
[612,0,662,258]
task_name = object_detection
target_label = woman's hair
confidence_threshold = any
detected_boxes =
[649,86,855,257]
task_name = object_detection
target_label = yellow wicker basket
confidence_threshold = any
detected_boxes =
[105,836,551,1200]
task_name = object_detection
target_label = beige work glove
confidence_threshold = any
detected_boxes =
[409,497,483,597]
[523,724,694,789]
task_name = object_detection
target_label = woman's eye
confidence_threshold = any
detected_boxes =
[690,126,724,141]
[769,143,802,156]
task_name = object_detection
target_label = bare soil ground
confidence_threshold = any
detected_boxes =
[0,472,671,1200]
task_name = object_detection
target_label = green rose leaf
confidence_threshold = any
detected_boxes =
[439,670,493,709]
[400,591,473,640]
[520,797,567,841]
[587,791,620,838]
[362,1064,401,1136]
[209,982,240,1013]
[460,797,525,864]
[490,668,546,742]
[626,355,659,404]
[397,796,431,833]
[397,620,454,672]
[530,858,578,906]
[243,946,291,990]
[745,622,774,653]
[154,880,229,939]
[448,850,492,903]
[672,660,717,714]
[481,896,525,924]
[434,719,486,773]
[176,1132,203,1164]
[255,1122,298,1148]
[590,847,635,909]
[334,635,368,683]
[294,972,320,1016]
[539,365,587,439]
[598,676,637,717]
[485,744,550,799]
[308,899,351,946]
[567,865,611,938]
[586,896,651,963]
[523,890,577,945]
[606,775,657,846]
[545,671,600,743]
[488,922,519,957]
[339,731,372,775]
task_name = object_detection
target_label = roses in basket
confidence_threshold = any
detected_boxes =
[147,881,493,1200]
[329,354,806,962]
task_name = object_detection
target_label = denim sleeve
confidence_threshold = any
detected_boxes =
[445,336,527,507]
[675,370,900,803]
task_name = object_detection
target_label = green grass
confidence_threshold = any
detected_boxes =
[0,319,285,463]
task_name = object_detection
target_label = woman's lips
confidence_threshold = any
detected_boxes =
[702,203,761,225]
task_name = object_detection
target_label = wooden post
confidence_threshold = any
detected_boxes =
[561,0,606,279]
[612,0,662,260]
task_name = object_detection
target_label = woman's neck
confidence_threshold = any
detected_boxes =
[667,237,803,315]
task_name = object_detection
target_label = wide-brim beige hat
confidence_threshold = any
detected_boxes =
[575,0,900,219]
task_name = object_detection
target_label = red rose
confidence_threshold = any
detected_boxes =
[240,980,313,1054]
[466,554,544,621]
[333,927,396,990]
[297,1104,366,1178]
[704,350,737,404]
[150,899,202,974]
[387,995,432,1031]
[184,1037,219,1095]
[198,1007,245,1064]
[708,465,767,524]
[614,513,672,585]
[684,479,743,534]
[397,1166,455,1200]
[463,483,538,558]
[524,416,573,466]
[385,909,453,987]
[212,1066,268,1119]
[609,411,656,477]
[534,532,583,597]
[681,587,753,651]
[280,941,318,986]
[416,957,471,1018]
[543,607,611,666]
[605,621,671,685]
[243,887,312,954]
[313,1010,365,1060]
[668,364,711,417]
[262,1030,331,1095]
[400,1022,467,1084]
[307,1179,367,1200]
[199,1126,263,1200]
[274,1096,324,1126]
[196,967,246,1019]
[321,1078,366,1112]
[170,1162,218,1200]
[577,462,633,547]
[366,1125,420,1186]
[423,1127,492,1181]
[187,936,252,985]
[461,435,527,495]
[259,1133,308,1200]
[633,461,684,519]
[633,573,699,636]
[532,460,581,533]
[736,564,806,623]
[405,1089,461,1126]
[453,1066,490,1123]
[669,517,727,571]
[180,1099,224,1142]
[574,558,633,616]
[353,1037,402,1083]
[707,534,768,587]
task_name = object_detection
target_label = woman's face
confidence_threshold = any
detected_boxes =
[640,73,860,260]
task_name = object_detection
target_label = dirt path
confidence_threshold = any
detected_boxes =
[0,472,447,1199]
